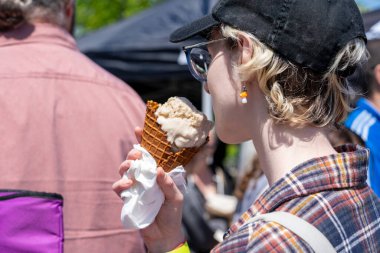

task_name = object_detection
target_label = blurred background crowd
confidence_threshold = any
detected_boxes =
[1,0,380,252]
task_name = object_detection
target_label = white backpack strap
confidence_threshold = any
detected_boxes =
[248,211,336,253]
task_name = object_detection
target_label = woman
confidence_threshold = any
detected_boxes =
[113,0,380,252]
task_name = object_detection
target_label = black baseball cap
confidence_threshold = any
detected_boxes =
[170,0,366,74]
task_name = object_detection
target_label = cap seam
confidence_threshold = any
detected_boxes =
[269,0,293,45]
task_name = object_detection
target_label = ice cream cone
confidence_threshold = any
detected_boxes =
[141,100,206,172]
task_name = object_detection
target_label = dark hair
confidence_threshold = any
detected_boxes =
[0,0,28,31]
[234,155,263,201]
[327,125,364,147]
[0,0,69,31]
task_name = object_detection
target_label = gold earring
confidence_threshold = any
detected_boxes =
[240,85,248,104]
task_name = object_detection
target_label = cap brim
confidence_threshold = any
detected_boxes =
[170,14,220,43]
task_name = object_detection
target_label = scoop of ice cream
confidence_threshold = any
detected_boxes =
[154,97,213,152]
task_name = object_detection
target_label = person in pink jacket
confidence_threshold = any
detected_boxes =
[0,0,145,252]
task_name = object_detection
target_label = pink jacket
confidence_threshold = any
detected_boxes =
[0,23,145,252]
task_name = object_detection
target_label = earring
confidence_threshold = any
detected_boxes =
[240,85,248,104]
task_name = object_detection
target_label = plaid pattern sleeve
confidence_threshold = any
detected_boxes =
[212,145,380,253]
[212,220,314,252]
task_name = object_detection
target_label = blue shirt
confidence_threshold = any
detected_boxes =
[345,98,380,197]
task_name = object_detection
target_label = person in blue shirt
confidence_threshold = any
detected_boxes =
[345,39,380,197]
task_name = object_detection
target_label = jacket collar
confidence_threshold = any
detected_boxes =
[0,22,77,50]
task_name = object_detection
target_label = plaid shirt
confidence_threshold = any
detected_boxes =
[212,145,380,252]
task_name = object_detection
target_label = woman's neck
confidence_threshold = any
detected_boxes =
[247,85,337,186]
[252,120,337,186]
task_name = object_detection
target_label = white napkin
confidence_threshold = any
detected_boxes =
[120,144,187,230]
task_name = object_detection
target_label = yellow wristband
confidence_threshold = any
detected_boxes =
[167,241,190,253]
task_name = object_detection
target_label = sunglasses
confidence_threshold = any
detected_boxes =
[182,38,228,82]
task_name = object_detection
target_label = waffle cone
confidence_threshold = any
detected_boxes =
[141,100,206,172]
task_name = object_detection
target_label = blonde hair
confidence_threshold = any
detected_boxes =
[221,25,368,127]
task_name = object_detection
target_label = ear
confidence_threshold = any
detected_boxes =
[64,0,75,34]
[65,0,74,19]
[237,33,254,65]
[374,64,380,87]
